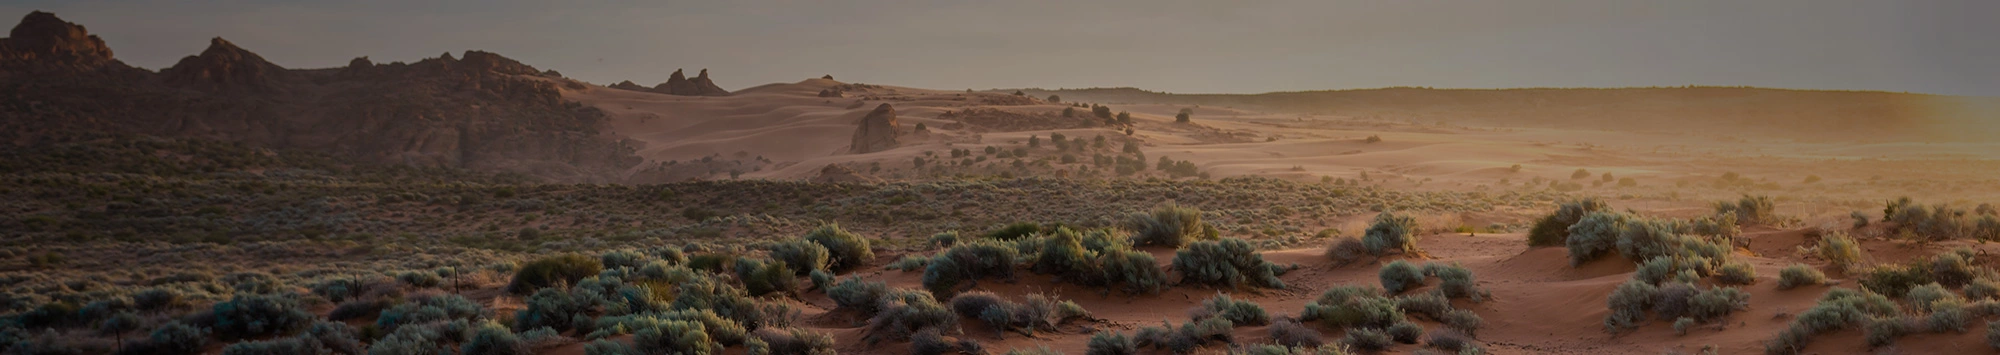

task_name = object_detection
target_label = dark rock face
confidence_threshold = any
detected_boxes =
[0,11,117,73]
[650,68,729,96]
[0,12,642,182]
[849,103,900,154]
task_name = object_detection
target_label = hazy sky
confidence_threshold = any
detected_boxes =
[7,0,1997,96]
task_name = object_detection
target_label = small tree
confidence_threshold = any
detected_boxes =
[102,312,142,352]
[1047,95,1061,103]
[1116,111,1132,125]
[1029,136,1041,148]
[1175,108,1193,123]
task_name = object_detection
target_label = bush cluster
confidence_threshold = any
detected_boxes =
[508,254,603,294]
[1528,198,1608,246]
[1172,238,1289,289]
[1127,204,1216,247]
[805,223,874,271]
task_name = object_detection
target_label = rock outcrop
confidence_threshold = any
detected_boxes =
[160,37,289,92]
[651,68,729,96]
[609,80,649,91]
[0,12,642,182]
[850,103,900,154]
[811,164,878,183]
[0,11,117,73]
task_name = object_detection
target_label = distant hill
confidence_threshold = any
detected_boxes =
[0,11,644,181]
[1017,87,2000,142]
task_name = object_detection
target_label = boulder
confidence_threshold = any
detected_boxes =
[849,103,900,154]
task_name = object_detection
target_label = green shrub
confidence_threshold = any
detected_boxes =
[750,327,834,355]
[1096,248,1167,295]
[1386,322,1424,344]
[1443,309,1482,337]
[377,293,486,333]
[1967,278,2000,300]
[1301,286,1404,329]
[1362,212,1418,255]
[1987,320,2000,349]
[828,276,889,313]
[209,294,314,340]
[887,254,930,271]
[148,320,210,355]
[1858,263,1933,298]
[600,249,650,270]
[1032,227,1098,281]
[1688,287,1750,321]
[1426,329,1476,354]
[1341,328,1392,351]
[462,321,529,355]
[732,258,797,297]
[1086,331,1139,355]
[927,231,960,248]
[1128,204,1213,247]
[1173,238,1286,289]
[1323,237,1368,265]
[985,222,1042,240]
[584,339,640,355]
[398,271,444,288]
[1715,195,1777,226]
[1777,264,1826,290]
[1566,212,1629,266]
[1930,299,1970,333]
[922,239,1019,298]
[1528,198,1608,246]
[1394,291,1451,320]
[508,254,603,294]
[1815,232,1865,273]
[514,287,590,332]
[1932,251,1975,287]
[1906,282,1959,312]
[809,269,835,291]
[1673,317,1697,336]
[864,289,957,343]
[632,320,716,355]
[1378,260,1425,294]
[1603,279,1657,333]
[1191,293,1269,326]
[806,223,874,271]
[768,238,830,276]
[221,336,321,355]
[1716,261,1756,285]
[1427,262,1481,301]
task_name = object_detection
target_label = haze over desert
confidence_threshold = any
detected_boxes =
[1,2,1999,355]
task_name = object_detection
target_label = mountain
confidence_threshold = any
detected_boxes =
[0,11,642,182]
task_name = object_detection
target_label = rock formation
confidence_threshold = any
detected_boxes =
[609,80,649,91]
[160,37,289,92]
[811,164,878,183]
[818,88,844,98]
[850,103,900,154]
[650,68,729,96]
[0,12,642,182]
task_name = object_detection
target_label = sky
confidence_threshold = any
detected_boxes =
[7,0,1998,96]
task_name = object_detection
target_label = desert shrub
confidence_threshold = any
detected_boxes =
[583,339,640,355]
[1603,279,1657,333]
[220,336,323,355]
[1426,329,1476,353]
[1440,309,1483,338]
[1528,198,1609,246]
[1688,287,1749,321]
[461,321,528,355]
[209,293,313,340]
[922,239,1019,297]
[1858,263,1933,298]
[910,329,957,355]
[809,269,834,291]
[600,249,650,270]
[1386,321,1424,344]
[768,238,830,276]
[887,254,930,271]
[985,222,1043,240]
[130,288,182,311]
[1084,331,1139,355]
[1033,227,1098,280]
[508,254,603,294]
[1652,282,1698,321]
[827,276,889,313]
[1931,299,1971,333]
[948,291,1008,324]
[1002,345,1063,355]
[746,327,833,355]
[1988,320,2000,349]
[805,223,874,271]
[1158,318,1234,353]
[1932,251,1976,287]
[1080,229,1128,253]
[1906,282,1960,312]
[1423,263,1481,301]
[865,289,957,343]
[1967,278,2000,301]
[1777,264,1826,290]
[1190,293,1269,326]
[1394,291,1451,321]
[1173,238,1286,289]
[148,320,210,355]
[1323,237,1368,265]
[1362,212,1418,255]
[1301,286,1404,329]
[303,321,363,355]
[1715,195,1777,226]
[514,287,590,332]
[1128,204,1213,247]
[1673,317,1697,335]
[928,231,961,248]
[1565,212,1629,266]
[733,258,797,296]
[1378,260,1425,294]
[1814,232,1865,273]
[690,253,740,270]
[377,293,485,332]
[1262,317,1323,347]
[1097,248,1168,295]
[1716,261,1756,285]
[1767,287,1902,354]
[632,320,716,355]
[1342,328,1392,351]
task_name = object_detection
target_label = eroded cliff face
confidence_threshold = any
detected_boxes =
[849,103,900,154]
[611,68,731,96]
[0,12,642,182]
